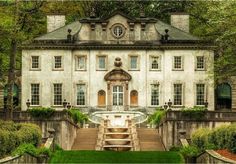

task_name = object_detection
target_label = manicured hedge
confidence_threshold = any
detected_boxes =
[28,107,55,119]
[191,124,236,153]
[0,120,41,158]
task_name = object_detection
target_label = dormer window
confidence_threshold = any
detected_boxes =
[112,24,125,38]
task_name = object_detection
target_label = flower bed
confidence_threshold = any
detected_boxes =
[215,149,236,161]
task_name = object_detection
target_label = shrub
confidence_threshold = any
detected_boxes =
[181,106,207,120]
[179,145,200,158]
[191,128,213,151]
[169,146,181,151]
[191,124,236,153]
[12,143,52,157]
[28,107,55,119]
[148,108,166,125]
[0,121,41,158]
[67,108,88,124]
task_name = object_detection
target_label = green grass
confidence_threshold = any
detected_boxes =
[49,150,184,163]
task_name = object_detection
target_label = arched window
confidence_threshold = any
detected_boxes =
[130,90,138,106]
[98,90,106,107]
[216,83,231,110]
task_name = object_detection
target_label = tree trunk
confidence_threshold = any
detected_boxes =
[6,40,17,120]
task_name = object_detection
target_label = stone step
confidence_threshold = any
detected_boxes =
[137,128,165,151]
[71,128,98,150]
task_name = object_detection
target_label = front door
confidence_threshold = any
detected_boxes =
[112,85,124,110]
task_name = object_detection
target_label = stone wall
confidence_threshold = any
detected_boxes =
[197,150,236,164]
[157,111,236,150]
[0,154,38,164]
[7,111,78,150]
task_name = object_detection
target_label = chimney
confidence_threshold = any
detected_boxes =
[170,13,189,33]
[47,15,65,33]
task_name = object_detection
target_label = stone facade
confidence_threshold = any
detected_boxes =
[21,11,215,111]
[47,15,65,33]
[170,13,189,33]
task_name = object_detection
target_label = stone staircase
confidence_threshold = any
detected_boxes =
[137,128,165,151]
[71,128,98,150]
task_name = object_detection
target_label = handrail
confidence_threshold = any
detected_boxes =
[88,110,147,125]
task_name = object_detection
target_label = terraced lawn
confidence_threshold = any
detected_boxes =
[49,150,184,163]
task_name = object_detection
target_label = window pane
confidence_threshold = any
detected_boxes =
[98,56,106,69]
[196,84,205,105]
[197,56,204,69]
[174,84,182,105]
[151,57,159,69]
[32,56,39,69]
[77,84,86,105]
[174,56,182,69]
[54,56,62,69]
[78,57,86,70]
[130,56,137,69]
[151,84,159,105]
[31,84,39,105]
[54,84,62,105]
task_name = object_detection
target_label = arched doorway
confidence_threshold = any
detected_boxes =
[130,90,138,106]
[216,83,232,110]
[98,90,106,107]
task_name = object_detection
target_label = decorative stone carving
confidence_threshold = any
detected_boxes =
[104,69,132,81]
[114,57,122,67]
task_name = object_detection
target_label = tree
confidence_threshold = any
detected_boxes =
[0,1,44,119]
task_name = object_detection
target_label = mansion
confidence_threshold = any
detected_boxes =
[21,11,216,111]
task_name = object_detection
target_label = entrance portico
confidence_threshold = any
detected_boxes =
[104,58,132,111]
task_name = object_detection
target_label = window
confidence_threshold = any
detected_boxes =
[31,56,39,69]
[54,56,62,69]
[53,84,62,105]
[174,84,183,105]
[196,84,205,105]
[113,86,123,106]
[77,84,86,105]
[31,84,40,105]
[150,56,160,70]
[151,84,159,106]
[77,56,86,70]
[173,56,182,70]
[130,56,138,70]
[196,56,205,70]
[130,90,138,106]
[98,90,106,106]
[112,24,125,38]
[97,56,106,70]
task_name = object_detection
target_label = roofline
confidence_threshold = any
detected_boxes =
[21,43,217,51]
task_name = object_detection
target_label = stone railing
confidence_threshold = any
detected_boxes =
[162,110,236,122]
[197,150,236,164]
[157,110,236,150]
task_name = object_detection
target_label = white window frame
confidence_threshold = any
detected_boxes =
[76,55,87,71]
[195,56,206,71]
[151,84,160,106]
[76,84,86,106]
[195,83,206,106]
[173,83,184,106]
[30,83,40,106]
[96,55,107,71]
[53,83,63,106]
[30,56,41,71]
[129,55,140,71]
[53,56,64,71]
[172,56,184,71]
[149,55,161,71]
